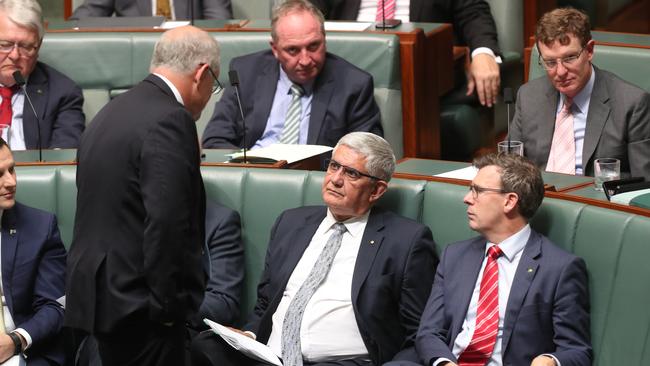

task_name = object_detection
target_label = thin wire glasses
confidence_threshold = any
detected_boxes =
[538,46,585,70]
[326,159,383,181]
[468,184,508,199]
[200,64,223,94]
[0,40,38,57]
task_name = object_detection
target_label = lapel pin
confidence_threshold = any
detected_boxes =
[527,268,533,273]
[37,89,43,94]
[9,229,16,235]
[369,240,375,245]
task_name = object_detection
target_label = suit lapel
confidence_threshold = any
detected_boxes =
[501,231,541,354]
[449,239,486,340]
[248,61,279,148]
[23,65,48,148]
[539,82,560,167]
[1,208,18,312]
[307,60,335,145]
[583,68,610,168]
[351,209,384,306]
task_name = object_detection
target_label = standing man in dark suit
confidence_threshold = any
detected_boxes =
[406,153,591,366]
[192,132,437,366]
[310,0,501,107]
[65,26,220,366]
[71,0,233,20]
[510,8,650,180]
[0,0,85,150]
[202,0,382,150]
[0,138,67,365]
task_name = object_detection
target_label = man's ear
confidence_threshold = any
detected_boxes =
[369,180,389,204]
[270,40,279,59]
[195,63,210,84]
[503,192,519,214]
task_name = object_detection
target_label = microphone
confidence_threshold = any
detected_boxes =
[229,70,247,164]
[503,87,514,151]
[189,0,194,25]
[13,71,42,162]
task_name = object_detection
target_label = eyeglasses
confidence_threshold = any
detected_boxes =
[200,63,223,95]
[538,46,585,70]
[468,184,507,199]
[326,159,383,181]
[0,40,39,57]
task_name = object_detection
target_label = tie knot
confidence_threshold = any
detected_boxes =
[487,245,503,260]
[562,97,573,112]
[0,86,16,99]
[332,222,346,234]
[290,84,304,98]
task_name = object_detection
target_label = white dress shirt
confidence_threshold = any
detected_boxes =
[153,73,184,105]
[266,209,370,362]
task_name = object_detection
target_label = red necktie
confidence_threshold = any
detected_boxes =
[546,98,576,174]
[376,0,396,21]
[458,245,503,366]
[0,86,16,127]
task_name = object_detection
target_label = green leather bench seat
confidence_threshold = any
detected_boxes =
[15,165,650,365]
[39,31,404,157]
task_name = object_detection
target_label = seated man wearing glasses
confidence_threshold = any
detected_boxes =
[510,7,650,180]
[406,152,591,366]
[0,0,85,150]
[192,132,438,366]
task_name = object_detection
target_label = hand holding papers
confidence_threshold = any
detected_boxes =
[203,319,283,366]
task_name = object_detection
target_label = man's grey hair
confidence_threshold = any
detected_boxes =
[150,28,220,76]
[334,132,396,182]
[0,0,44,40]
[271,0,325,42]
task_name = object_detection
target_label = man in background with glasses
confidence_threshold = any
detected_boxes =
[192,132,437,366]
[510,7,650,180]
[410,152,591,366]
[0,0,85,150]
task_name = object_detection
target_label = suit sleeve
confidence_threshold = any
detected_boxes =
[446,0,500,54]
[415,245,458,365]
[390,225,438,362]
[627,91,650,180]
[69,0,117,19]
[202,0,233,19]
[190,207,244,328]
[140,109,205,324]
[48,78,86,149]
[549,257,592,366]
[17,214,66,347]
[345,72,383,137]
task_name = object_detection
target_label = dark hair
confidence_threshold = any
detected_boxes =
[536,7,591,48]
[0,137,7,149]
[473,153,545,219]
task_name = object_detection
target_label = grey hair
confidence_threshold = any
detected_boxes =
[271,0,325,42]
[473,152,545,219]
[334,132,396,182]
[0,0,44,40]
[150,28,220,75]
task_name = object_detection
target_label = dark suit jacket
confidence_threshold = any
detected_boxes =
[2,203,67,366]
[310,0,500,53]
[244,206,437,364]
[511,66,650,180]
[65,74,206,334]
[188,201,244,329]
[201,50,383,149]
[416,230,592,366]
[23,62,85,149]
[70,0,232,20]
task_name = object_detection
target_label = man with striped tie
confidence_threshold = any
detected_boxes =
[408,153,591,366]
[201,0,383,150]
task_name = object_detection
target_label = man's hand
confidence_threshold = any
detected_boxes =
[531,355,557,366]
[227,326,255,339]
[466,53,501,107]
[0,333,15,363]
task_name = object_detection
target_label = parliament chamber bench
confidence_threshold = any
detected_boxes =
[14,164,650,365]
[39,31,405,157]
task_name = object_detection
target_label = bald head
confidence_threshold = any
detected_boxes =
[150,26,220,76]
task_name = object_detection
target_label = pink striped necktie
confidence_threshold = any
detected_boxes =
[458,245,503,366]
[546,98,576,174]
[376,0,396,21]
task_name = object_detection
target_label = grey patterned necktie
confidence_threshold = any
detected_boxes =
[279,84,304,144]
[281,222,347,366]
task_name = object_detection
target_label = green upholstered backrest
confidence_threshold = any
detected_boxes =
[485,0,523,63]
[39,31,403,157]
[529,44,650,92]
[14,164,650,364]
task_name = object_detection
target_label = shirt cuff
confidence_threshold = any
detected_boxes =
[433,358,453,366]
[542,353,561,366]
[243,331,256,340]
[14,328,32,350]
[471,47,503,63]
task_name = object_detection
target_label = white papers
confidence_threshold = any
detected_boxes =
[204,319,282,366]
[324,21,372,31]
[434,166,478,180]
[229,144,333,164]
[611,188,650,205]
[160,21,190,29]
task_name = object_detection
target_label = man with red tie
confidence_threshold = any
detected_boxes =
[0,0,85,150]
[406,153,591,366]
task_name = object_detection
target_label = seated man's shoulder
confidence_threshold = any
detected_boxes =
[598,68,650,100]
[12,201,57,222]
[33,61,82,90]
[324,52,373,81]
